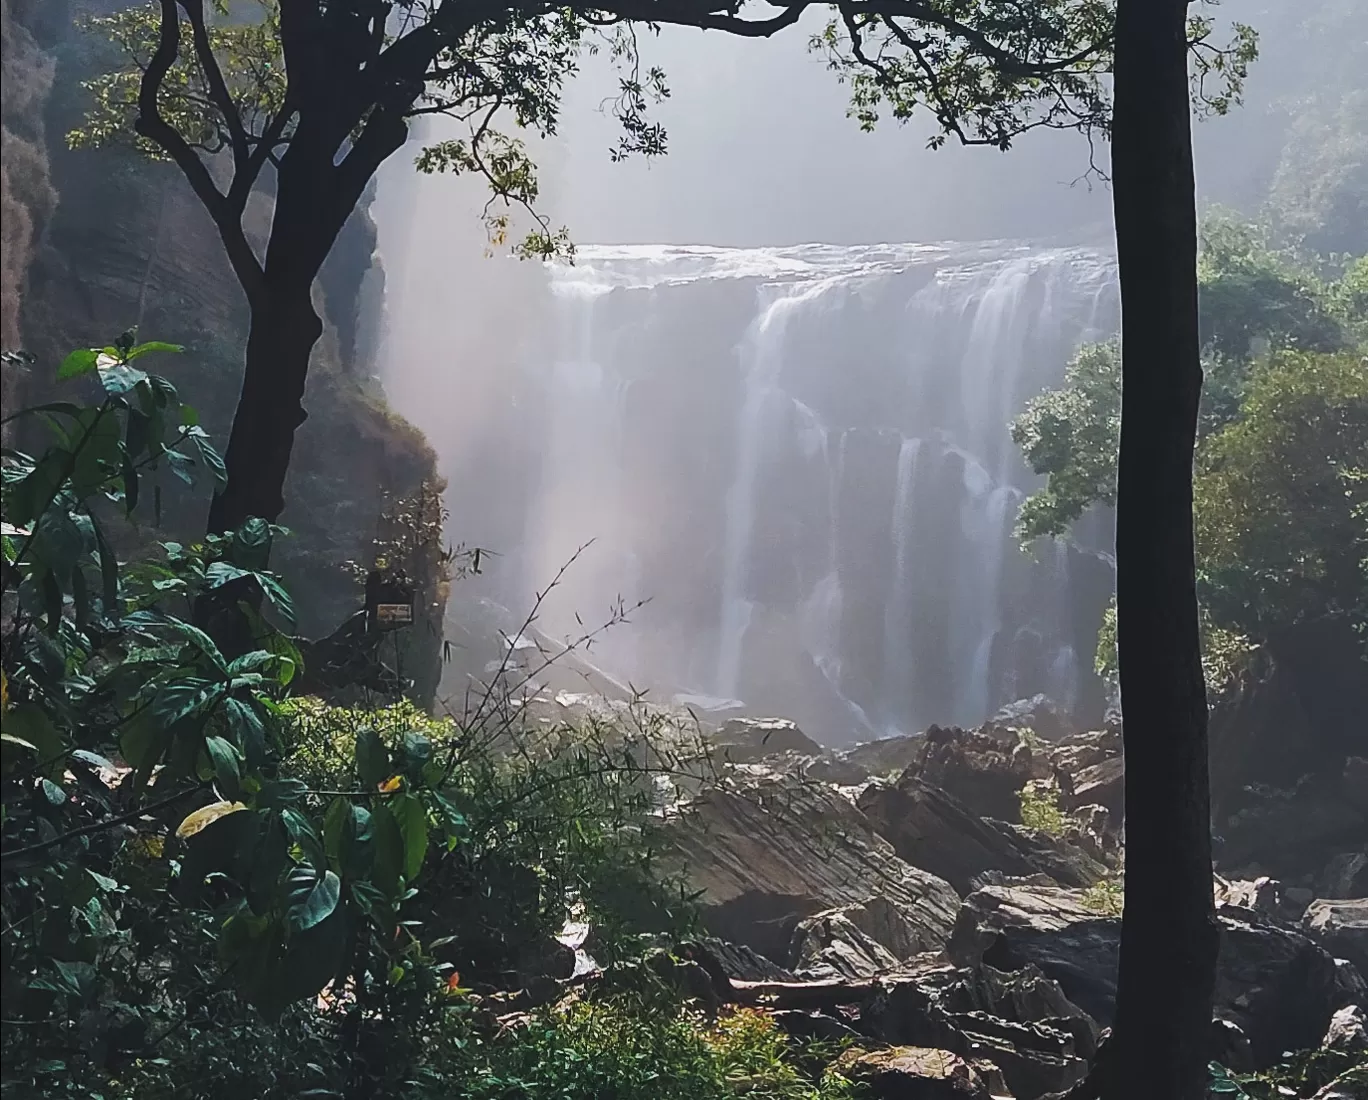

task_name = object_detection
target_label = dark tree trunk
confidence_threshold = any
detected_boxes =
[1109,1,1220,1098]
[206,281,323,533]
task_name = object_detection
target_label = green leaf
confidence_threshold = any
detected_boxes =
[397,731,432,779]
[98,360,149,396]
[281,807,326,870]
[223,697,268,764]
[371,803,403,897]
[3,706,66,779]
[323,800,372,878]
[204,561,250,589]
[391,793,429,882]
[354,729,389,788]
[190,433,228,490]
[57,348,100,380]
[204,735,241,793]
[151,677,222,729]
[126,341,184,361]
[287,867,341,932]
[41,777,67,805]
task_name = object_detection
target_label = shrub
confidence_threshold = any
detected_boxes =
[1019,781,1067,836]
[444,996,860,1100]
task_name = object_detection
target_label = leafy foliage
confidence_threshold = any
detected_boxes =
[1018,780,1067,836]
[1012,218,1367,682]
[1209,1047,1368,1099]
[445,996,859,1100]
[1,339,720,1098]
[1193,349,1368,646]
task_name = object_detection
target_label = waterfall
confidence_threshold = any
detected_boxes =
[406,241,1119,741]
[716,278,845,697]
[882,436,922,729]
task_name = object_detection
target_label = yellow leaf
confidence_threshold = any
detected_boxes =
[378,775,402,793]
[175,800,247,839]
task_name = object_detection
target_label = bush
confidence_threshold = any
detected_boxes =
[1019,781,1067,836]
[444,996,860,1100]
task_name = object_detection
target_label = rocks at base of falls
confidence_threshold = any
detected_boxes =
[656,708,1365,1097]
[857,776,1108,896]
[953,884,1366,1072]
[662,769,962,966]
[831,1046,1006,1099]
[989,695,1070,742]
[1303,899,1368,978]
[709,716,825,761]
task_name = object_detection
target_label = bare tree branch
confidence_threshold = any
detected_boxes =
[134,0,266,299]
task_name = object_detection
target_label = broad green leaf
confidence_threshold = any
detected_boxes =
[204,561,250,589]
[3,705,66,778]
[97,358,149,395]
[281,807,326,870]
[286,867,341,932]
[392,793,429,882]
[151,676,222,729]
[190,433,228,490]
[371,802,403,896]
[354,728,389,788]
[175,799,247,839]
[126,341,184,360]
[204,735,241,793]
[57,348,100,380]
[223,697,267,764]
[397,731,432,778]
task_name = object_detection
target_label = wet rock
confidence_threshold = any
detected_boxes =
[1320,852,1368,900]
[908,724,1048,823]
[841,734,927,780]
[991,695,1069,742]
[858,776,1107,896]
[954,884,1366,1069]
[710,716,823,761]
[832,1046,998,1099]
[1322,1004,1366,1055]
[681,938,797,983]
[1061,756,1123,817]
[1304,898,1368,977]
[794,898,938,979]
[663,770,960,966]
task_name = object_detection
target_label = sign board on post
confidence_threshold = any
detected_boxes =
[365,567,414,633]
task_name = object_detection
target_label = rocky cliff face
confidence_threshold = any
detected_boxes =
[0,1,446,700]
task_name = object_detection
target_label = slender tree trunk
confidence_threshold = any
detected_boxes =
[1109,1,1219,1098]
[206,280,323,533]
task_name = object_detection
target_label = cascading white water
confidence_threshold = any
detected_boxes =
[716,277,848,698]
[414,240,1118,741]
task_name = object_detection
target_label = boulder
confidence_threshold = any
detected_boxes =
[861,963,1093,1099]
[663,770,961,966]
[1319,853,1368,900]
[954,884,1366,1068]
[832,1046,999,1099]
[710,716,823,761]
[907,725,1048,822]
[858,776,1108,896]
[1303,898,1368,977]
[841,734,927,780]
[991,695,1070,742]
[793,897,939,979]
[680,938,797,983]
[1322,1004,1366,1055]
[1061,757,1124,817]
